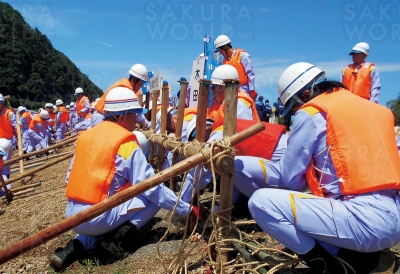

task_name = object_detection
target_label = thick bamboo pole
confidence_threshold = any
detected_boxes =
[148,90,159,165]
[217,80,239,272]
[5,153,73,185]
[5,136,77,166]
[0,123,263,264]
[195,80,211,142]
[10,182,41,193]
[158,86,169,171]
[145,91,150,118]
[1,188,35,200]
[170,80,189,191]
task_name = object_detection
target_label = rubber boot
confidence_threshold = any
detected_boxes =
[47,239,85,268]
[297,242,346,274]
[337,248,381,274]
[101,221,137,258]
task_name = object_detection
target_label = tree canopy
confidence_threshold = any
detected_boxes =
[0,2,103,110]
[387,93,400,126]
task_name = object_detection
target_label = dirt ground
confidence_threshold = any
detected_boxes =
[0,141,399,274]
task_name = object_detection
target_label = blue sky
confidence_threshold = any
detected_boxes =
[7,0,400,106]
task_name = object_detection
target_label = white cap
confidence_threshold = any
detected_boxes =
[349,42,370,56]
[56,99,63,106]
[40,109,50,120]
[74,87,84,95]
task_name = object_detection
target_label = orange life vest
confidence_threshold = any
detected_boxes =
[212,119,285,159]
[58,106,70,123]
[223,49,248,85]
[212,91,259,124]
[0,109,14,139]
[342,62,373,100]
[22,111,32,125]
[95,78,133,114]
[47,113,55,127]
[29,114,47,133]
[302,88,400,197]
[184,107,198,122]
[76,96,90,117]
[66,121,139,204]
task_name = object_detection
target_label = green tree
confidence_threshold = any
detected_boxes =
[387,93,400,126]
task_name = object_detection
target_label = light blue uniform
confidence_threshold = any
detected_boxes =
[89,110,104,128]
[65,138,191,250]
[248,108,400,255]
[0,109,16,177]
[20,113,31,152]
[55,111,67,142]
[26,119,52,153]
[340,62,381,103]
[234,50,255,95]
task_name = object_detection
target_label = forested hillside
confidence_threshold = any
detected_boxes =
[388,93,400,126]
[0,2,102,110]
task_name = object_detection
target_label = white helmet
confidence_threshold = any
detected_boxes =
[349,42,369,56]
[0,138,11,156]
[45,103,54,108]
[70,102,75,107]
[156,107,176,126]
[128,64,149,81]
[133,131,150,155]
[187,116,214,141]
[66,105,70,109]
[56,99,63,106]
[211,64,239,85]
[199,53,205,58]
[104,86,147,115]
[17,106,26,113]
[278,62,325,114]
[40,109,50,120]
[0,94,4,103]
[214,34,231,48]
[95,98,101,102]
[74,87,84,95]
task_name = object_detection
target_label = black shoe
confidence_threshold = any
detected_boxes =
[47,239,85,268]
[101,221,137,258]
[337,248,381,274]
[297,242,346,274]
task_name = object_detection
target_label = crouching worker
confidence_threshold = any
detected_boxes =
[47,87,199,268]
[248,62,400,273]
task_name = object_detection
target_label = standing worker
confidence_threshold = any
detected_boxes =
[17,106,31,154]
[248,62,400,273]
[255,96,265,122]
[74,87,90,123]
[340,42,381,103]
[55,99,70,142]
[0,94,17,178]
[214,34,256,99]
[92,64,150,128]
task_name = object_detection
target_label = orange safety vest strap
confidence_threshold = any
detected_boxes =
[302,88,400,195]
[58,106,70,123]
[29,114,46,133]
[76,96,90,117]
[95,78,133,114]
[0,109,14,139]
[223,49,248,85]
[342,62,373,100]
[66,121,139,204]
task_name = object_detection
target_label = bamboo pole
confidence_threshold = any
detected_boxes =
[5,153,73,184]
[231,242,269,274]
[217,79,239,272]
[0,123,263,264]
[148,90,159,165]
[145,91,150,120]
[15,112,24,175]
[195,80,211,142]
[10,151,71,169]
[4,136,77,166]
[158,86,169,171]
[10,162,45,173]
[0,172,13,202]
[1,188,35,200]
[10,182,41,193]
[170,80,188,191]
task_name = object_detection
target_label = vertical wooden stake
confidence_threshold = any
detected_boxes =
[216,80,238,273]
[170,80,188,191]
[158,87,169,171]
[148,90,159,166]
[195,80,211,142]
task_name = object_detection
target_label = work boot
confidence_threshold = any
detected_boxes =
[47,239,85,268]
[101,221,137,258]
[297,242,346,274]
[337,248,383,274]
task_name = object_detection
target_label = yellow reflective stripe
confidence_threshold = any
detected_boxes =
[117,140,139,160]
[290,193,297,225]
[239,97,251,108]
[184,113,194,122]
[258,159,267,182]
[211,125,224,134]
[302,106,319,117]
